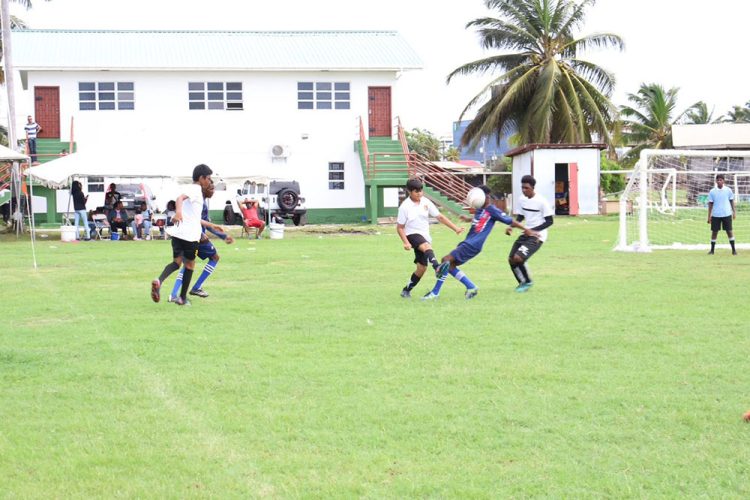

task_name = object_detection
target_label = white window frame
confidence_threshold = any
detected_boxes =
[78,82,135,111]
[328,162,345,190]
[298,82,350,110]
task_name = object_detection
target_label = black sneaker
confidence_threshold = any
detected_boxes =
[189,288,209,298]
[150,279,161,303]
[174,297,191,306]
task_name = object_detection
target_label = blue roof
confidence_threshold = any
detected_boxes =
[11,29,423,71]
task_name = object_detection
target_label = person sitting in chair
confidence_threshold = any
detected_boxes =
[241,199,265,239]
[130,201,153,240]
[108,201,129,239]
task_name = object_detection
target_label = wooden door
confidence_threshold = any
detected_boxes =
[568,162,579,216]
[34,86,60,138]
[368,87,391,137]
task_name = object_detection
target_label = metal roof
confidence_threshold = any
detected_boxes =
[11,29,423,71]
[505,143,607,157]
[673,124,750,150]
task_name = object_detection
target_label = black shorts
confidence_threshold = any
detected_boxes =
[171,237,200,262]
[711,216,733,232]
[407,233,430,266]
[509,234,543,263]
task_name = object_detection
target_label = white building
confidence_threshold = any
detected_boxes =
[11,29,421,223]
[507,143,606,216]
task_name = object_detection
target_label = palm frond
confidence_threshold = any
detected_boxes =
[447,53,531,83]
[567,59,616,95]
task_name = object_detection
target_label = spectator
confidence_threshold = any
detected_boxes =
[108,201,129,239]
[104,183,121,210]
[131,201,153,240]
[70,180,91,241]
[24,115,41,163]
[240,199,266,238]
[60,149,68,156]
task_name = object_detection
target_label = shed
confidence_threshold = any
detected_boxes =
[506,143,606,215]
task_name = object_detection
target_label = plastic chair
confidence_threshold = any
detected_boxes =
[91,213,110,240]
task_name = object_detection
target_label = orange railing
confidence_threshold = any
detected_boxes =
[358,116,370,178]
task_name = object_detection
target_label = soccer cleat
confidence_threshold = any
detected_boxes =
[465,288,479,300]
[515,282,533,293]
[436,261,450,278]
[732,250,738,255]
[421,292,439,301]
[708,250,714,255]
[174,297,191,306]
[400,289,411,298]
[167,295,177,303]
[189,288,209,298]
[150,279,161,303]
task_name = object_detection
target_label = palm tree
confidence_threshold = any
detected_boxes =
[684,101,716,124]
[721,101,750,123]
[619,83,697,162]
[1,0,49,84]
[447,0,623,149]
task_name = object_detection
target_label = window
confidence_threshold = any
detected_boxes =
[79,82,135,111]
[188,82,243,110]
[87,176,104,193]
[298,82,350,110]
[329,162,345,190]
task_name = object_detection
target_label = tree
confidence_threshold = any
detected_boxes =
[447,0,623,149]
[619,83,697,163]
[684,101,716,124]
[721,100,750,123]
[444,146,460,162]
[405,128,441,161]
[1,0,50,84]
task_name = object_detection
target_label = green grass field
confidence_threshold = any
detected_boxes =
[2,218,750,498]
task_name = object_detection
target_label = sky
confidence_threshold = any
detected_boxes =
[7,0,750,137]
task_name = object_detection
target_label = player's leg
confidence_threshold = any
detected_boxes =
[508,238,526,286]
[401,262,426,298]
[423,249,467,300]
[725,217,737,255]
[509,236,542,292]
[448,267,478,299]
[416,241,440,270]
[709,217,721,254]
[152,243,184,303]
[176,242,199,305]
[190,247,219,298]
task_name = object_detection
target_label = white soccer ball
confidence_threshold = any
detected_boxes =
[465,187,486,209]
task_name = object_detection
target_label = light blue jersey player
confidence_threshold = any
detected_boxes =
[169,180,234,303]
[423,185,536,300]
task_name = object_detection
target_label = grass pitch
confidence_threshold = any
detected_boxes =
[1,217,750,497]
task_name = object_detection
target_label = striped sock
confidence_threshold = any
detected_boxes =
[405,272,421,291]
[510,265,525,284]
[430,274,448,295]
[450,267,476,290]
[192,260,218,291]
[171,268,184,298]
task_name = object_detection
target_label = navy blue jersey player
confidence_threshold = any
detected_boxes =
[169,180,234,303]
[423,185,535,300]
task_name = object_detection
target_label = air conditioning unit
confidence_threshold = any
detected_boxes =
[271,144,289,159]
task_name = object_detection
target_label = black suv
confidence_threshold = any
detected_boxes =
[117,183,156,216]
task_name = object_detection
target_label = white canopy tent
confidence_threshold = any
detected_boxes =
[0,144,35,267]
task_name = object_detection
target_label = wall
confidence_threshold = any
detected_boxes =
[21,69,401,215]
[511,148,601,215]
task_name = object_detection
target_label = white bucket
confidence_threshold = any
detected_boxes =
[269,222,285,240]
[60,225,77,242]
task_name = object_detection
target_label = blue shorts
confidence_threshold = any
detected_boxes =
[197,241,217,260]
[450,242,481,266]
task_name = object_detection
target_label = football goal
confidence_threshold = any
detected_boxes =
[616,149,750,252]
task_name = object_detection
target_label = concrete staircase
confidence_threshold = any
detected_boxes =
[34,138,76,163]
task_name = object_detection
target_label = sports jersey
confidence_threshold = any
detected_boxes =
[708,186,734,217]
[397,196,440,242]
[515,193,554,242]
[165,183,203,242]
[461,204,513,251]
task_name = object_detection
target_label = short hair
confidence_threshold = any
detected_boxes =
[405,178,423,192]
[192,163,213,182]
[521,175,536,187]
[716,174,725,181]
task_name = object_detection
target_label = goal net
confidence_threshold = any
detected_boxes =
[616,149,750,252]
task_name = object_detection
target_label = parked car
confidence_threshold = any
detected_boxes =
[224,177,307,226]
[116,183,156,217]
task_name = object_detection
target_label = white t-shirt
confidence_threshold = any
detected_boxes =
[397,196,440,242]
[515,193,554,242]
[165,184,203,242]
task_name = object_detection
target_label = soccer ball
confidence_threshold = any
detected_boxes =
[465,187,486,209]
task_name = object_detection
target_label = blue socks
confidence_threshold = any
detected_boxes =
[192,260,217,291]
[450,267,476,290]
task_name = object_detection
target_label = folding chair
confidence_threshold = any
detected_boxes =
[91,213,110,240]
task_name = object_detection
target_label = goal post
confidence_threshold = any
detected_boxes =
[615,149,750,252]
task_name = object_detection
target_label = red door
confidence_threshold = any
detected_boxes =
[368,87,391,137]
[568,162,579,215]
[34,86,60,138]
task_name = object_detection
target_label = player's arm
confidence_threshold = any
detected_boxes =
[731,198,736,219]
[505,214,524,235]
[172,194,189,223]
[436,214,464,235]
[396,223,411,250]
[530,216,554,232]
[202,221,234,243]
[707,201,713,223]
